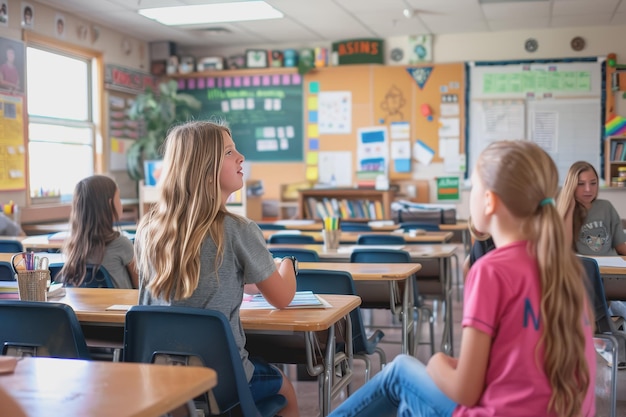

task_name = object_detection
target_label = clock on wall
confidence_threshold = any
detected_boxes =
[524,38,538,53]
[571,36,585,51]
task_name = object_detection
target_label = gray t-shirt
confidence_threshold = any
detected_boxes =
[0,213,20,236]
[88,235,134,288]
[138,215,276,381]
[576,199,626,256]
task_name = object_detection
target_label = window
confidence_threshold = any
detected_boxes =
[25,37,101,202]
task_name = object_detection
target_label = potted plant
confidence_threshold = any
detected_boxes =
[126,79,201,180]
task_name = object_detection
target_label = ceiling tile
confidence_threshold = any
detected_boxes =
[552,0,620,15]
[481,2,551,20]
[551,14,614,28]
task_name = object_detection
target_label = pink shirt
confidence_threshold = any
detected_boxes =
[453,241,596,417]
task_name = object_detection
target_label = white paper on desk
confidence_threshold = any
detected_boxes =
[584,256,626,268]
[106,304,133,311]
[241,291,332,310]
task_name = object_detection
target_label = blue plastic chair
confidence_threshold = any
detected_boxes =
[400,222,441,232]
[0,300,91,359]
[256,223,287,230]
[341,222,372,232]
[60,265,115,288]
[269,248,320,262]
[124,306,286,417]
[268,234,316,244]
[297,269,386,381]
[0,239,23,253]
[351,248,435,355]
[356,234,406,245]
[0,261,14,281]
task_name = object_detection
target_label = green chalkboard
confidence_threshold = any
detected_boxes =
[179,72,303,162]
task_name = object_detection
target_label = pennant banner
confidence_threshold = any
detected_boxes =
[406,67,433,90]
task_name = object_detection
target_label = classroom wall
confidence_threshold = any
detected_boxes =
[0,0,149,213]
[188,24,626,205]
[2,2,626,218]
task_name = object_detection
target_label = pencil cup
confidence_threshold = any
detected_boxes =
[322,230,341,250]
[16,270,50,302]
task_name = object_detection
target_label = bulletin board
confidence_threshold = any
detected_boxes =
[179,71,303,162]
[0,93,26,190]
[302,63,466,182]
[467,60,602,183]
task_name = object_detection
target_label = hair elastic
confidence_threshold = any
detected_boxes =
[539,197,555,207]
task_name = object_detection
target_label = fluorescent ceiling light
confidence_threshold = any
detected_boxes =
[138,1,284,26]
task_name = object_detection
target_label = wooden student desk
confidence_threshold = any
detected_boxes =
[0,356,216,417]
[595,256,626,300]
[263,230,454,244]
[301,262,422,355]
[50,288,359,417]
[269,243,458,355]
[20,231,135,251]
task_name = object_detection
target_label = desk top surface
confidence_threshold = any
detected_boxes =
[267,243,458,260]
[263,230,453,243]
[299,262,421,280]
[50,288,360,332]
[0,356,216,417]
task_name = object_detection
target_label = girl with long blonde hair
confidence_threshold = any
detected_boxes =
[329,140,596,417]
[135,121,299,417]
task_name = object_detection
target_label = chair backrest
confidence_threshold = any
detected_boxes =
[350,248,412,264]
[48,262,64,282]
[295,269,369,354]
[124,306,274,417]
[0,301,90,359]
[0,239,23,253]
[580,256,617,334]
[341,222,372,232]
[0,261,14,281]
[268,234,316,244]
[356,234,406,245]
[61,265,115,288]
[400,222,440,232]
[350,248,413,308]
[257,223,287,230]
[269,248,320,262]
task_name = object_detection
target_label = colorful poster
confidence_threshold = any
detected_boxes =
[436,177,460,201]
[318,91,351,134]
[0,93,26,190]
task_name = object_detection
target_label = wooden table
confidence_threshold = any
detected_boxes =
[268,243,458,355]
[51,288,360,417]
[21,231,135,251]
[439,220,469,253]
[0,356,216,417]
[263,230,453,244]
[300,262,422,355]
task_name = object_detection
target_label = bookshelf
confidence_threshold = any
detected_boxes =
[606,136,626,187]
[298,188,394,220]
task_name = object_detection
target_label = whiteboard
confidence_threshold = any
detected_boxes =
[468,60,602,184]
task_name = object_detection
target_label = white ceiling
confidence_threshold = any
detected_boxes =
[36,0,626,49]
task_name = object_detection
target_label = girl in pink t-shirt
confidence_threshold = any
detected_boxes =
[329,140,595,417]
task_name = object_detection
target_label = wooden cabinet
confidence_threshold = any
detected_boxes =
[605,136,626,187]
[298,188,394,220]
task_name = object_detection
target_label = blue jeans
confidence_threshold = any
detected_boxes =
[329,354,457,417]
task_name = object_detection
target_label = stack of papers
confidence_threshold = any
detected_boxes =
[241,291,330,310]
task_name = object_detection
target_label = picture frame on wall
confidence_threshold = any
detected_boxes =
[0,36,25,93]
[246,49,268,68]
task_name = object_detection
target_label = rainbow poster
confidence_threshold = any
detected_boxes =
[605,113,626,136]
